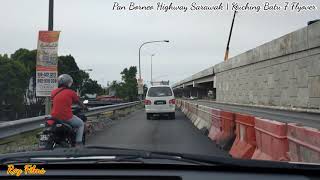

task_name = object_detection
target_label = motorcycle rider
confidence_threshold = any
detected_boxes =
[50,74,87,148]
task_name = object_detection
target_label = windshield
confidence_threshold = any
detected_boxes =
[147,87,173,97]
[1,0,320,171]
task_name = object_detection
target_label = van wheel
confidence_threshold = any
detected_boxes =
[146,113,152,120]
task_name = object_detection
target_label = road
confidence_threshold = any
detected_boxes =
[194,100,320,129]
[87,109,228,157]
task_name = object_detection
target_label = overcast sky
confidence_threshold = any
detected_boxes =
[0,0,319,87]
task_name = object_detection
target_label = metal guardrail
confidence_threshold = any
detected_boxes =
[85,101,141,116]
[0,101,141,140]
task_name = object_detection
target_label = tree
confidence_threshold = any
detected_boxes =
[0,54,10,61]
[11,48,37,74]
[121,66,138,101]
[81,79,104,96]
[0,58,29,116]
[58,55,85,91]
[110,66,138,101]
[11,49,45,115]
[1,49,104,119]
[58,55,105,96]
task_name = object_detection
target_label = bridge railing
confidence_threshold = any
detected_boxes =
[0,101,142,140]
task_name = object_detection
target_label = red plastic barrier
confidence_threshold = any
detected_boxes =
[215,111,236,150]
[252,117,289,161]
[208,108,222,141]
[287,123,320,163]
[229,113,256,159]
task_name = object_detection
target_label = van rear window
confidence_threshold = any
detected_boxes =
[147,87,173,97]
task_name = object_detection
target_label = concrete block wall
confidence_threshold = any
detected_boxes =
[214,21,320,109]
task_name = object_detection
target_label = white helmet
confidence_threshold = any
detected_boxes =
[58,74,73,87]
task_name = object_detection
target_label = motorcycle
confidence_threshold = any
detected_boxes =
[37,105,88,150]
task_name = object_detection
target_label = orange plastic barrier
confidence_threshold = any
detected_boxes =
[229,113,256,159]
[208,108,222,141]
[252,117,289,161]
[215,111,236,150]
[287,123,320,163]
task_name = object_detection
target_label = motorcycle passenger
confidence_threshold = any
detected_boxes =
[51,74,87,148]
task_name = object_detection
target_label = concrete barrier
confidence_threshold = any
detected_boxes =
[182,101,188,114]
[176,99,182,108]
[189,103,198,123]
[194,105,212,134]
[197,105,212,130]
[186,103,193,119]
[208,108,222,141]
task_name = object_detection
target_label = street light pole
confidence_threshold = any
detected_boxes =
[138,40,169,99]
[138,40,169,80]
[45,0,54,115]
[48,0,54,31]
[150,54,155,85]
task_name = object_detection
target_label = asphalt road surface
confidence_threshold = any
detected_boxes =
[87,109,229,157]
[195,100,320,129]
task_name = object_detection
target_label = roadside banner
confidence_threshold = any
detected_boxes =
[36,31,60,97]
[138,78,144,95]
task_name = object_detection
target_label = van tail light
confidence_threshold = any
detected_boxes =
[169,99,176,105]
[144,99,151,105]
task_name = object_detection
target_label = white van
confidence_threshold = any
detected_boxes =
[144,85,176,120]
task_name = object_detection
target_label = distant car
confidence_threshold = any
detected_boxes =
[144,85,176,120]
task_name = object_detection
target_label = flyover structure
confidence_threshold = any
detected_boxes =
[172,66,215,99]
[173,21,320,110]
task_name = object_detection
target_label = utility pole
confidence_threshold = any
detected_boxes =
[138,40,169,100]
[45,0,54,115]
[150,54,155,85]
[48,0,54,31]
[224,11,237,61]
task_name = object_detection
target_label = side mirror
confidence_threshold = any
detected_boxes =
[83,100,89,104]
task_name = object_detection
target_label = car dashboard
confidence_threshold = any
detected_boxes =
[1,163,319,180]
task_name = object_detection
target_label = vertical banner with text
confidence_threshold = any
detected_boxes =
[36,31,60,97]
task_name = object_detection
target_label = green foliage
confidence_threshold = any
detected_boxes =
[0,54,10,61]
[11,49,43,107]
[57,55,104,96]
[81,79,104,96]
[11,48,37,75]
[58,55,88,90]
[0,58,29,112]
[111,66,138,101]
[0,49,104,119]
